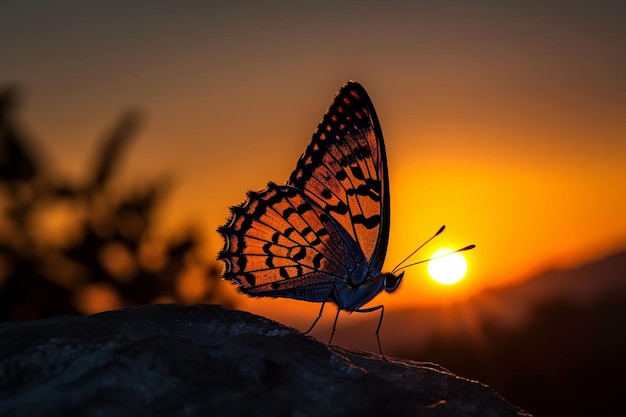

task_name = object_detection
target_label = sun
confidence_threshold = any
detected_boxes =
[427,248,468,285]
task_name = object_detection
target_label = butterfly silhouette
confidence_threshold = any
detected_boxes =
[219,81,417,354]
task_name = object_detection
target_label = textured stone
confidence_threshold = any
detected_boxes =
[0,304,531,417]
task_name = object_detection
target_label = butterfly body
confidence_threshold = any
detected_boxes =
[218,81,402,350]
[219,181,404,311]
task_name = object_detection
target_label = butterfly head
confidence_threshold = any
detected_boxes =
[383,271,404,293]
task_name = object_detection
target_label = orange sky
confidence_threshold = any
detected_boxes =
[2,1,625,319]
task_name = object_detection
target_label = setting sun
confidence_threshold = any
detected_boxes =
[427,249,468,285]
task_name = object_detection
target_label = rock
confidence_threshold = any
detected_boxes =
[0,304,531,417]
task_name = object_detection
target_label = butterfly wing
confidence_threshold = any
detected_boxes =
[218,182,368,302]
[287,81,390,280]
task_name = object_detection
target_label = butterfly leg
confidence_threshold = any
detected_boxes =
[303,286,336,335]
[328,307,341,345]
[303,299,328,335]
[354,304,386,358]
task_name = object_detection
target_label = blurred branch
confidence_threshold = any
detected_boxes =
[0,85,39,182]
[90,110,142,191]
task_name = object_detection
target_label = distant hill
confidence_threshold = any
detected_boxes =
[336,247,626,417]
[477,248,626,323]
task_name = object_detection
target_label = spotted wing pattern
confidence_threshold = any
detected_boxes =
[287,82,389,279]
[218,182,367,301]
[218,81,389,300]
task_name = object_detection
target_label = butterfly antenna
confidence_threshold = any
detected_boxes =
[394,244,476,273]
[391,225,446,274]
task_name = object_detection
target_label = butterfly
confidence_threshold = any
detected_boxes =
[218,81,472,355]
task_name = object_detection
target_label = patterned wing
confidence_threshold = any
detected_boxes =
[218,182,368,301]
[288,81,390,279]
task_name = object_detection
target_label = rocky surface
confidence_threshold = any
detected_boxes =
[0,304,531,417]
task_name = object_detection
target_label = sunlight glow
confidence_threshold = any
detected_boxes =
[427,249,468,285]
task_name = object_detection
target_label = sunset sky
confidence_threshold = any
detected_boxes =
[2,1,625,323]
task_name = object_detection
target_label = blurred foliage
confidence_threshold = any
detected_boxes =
[0,84,233,322]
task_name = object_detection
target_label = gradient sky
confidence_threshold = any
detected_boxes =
[2,1,625,318]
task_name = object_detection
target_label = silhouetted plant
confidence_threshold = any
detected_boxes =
[0,85,233,322]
